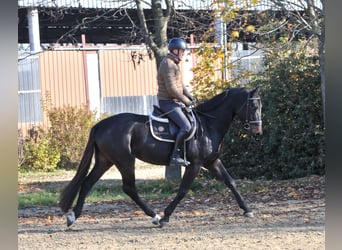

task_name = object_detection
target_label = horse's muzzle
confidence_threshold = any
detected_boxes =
[251,125,263,136]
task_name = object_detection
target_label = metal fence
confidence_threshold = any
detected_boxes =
[18,55,42,124]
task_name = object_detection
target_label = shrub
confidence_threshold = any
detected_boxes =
[220,43,325,180]
[19,105,106,171]
[46,105,101,169]
[21,134,60,172]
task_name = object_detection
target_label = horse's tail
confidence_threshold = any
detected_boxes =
[59,126,97,213]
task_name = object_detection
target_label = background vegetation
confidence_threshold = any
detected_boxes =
[19,106,103,172]
[219,42,325,180]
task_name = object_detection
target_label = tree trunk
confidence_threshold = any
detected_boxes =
[136,0,181,180]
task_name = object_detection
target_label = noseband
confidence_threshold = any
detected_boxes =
[238,94,262,131]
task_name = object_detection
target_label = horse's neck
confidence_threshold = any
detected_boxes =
[200,104,235,143]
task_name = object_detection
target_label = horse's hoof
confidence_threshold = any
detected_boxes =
[151,215,161,225]
[244,211,254,218]
[158,217,169,228]
[159,220,169,228]
[66,211,76,227]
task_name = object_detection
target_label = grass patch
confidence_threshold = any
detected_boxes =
[18,176,229,208]
[19,190,60,207]
[18,169,66,177]
[85,178,229,203]
[19,168,266,208]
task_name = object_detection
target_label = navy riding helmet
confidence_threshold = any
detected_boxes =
[168,38,187,52]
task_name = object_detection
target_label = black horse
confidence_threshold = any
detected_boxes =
[60,87,262,228]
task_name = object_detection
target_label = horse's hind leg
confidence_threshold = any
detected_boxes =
[68,157,112,226]
[117,160,159,224]
[205,159,253,217]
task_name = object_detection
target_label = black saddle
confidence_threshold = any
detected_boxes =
[148,105,197,143]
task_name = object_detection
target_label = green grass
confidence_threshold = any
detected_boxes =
[18,168,69,178]
[19,190,60,207]
[18,169,324,209]
[85,180,180,203]
[19,168,267,208]
[18,171,229,208]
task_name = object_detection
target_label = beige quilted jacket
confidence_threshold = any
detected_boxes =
[157,53,192,105]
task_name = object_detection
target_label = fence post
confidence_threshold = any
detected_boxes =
[165,165,181,182]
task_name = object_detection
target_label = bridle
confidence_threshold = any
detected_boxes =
[237,93,262,131]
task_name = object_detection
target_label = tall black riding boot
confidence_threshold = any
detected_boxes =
[169,131,189,167]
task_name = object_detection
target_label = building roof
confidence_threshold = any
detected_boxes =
[18,0,322,11]
[18,0,210,10]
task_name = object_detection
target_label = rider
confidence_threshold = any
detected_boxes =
[157,37,196,167]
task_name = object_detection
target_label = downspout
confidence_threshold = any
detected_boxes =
[81,34,90,112]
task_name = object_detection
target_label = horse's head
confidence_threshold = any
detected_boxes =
[236,87,263,136]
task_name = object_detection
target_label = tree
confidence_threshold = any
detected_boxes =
[49,0,211,68]
[135,0,169,67]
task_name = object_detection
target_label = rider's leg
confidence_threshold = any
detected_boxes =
[166,108,191,166]
[159,101,191,166]
[169,129,187,164]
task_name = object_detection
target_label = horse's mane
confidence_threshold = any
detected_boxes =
[195,87,245,113]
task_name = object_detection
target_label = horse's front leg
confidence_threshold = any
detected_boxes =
[205,158,253,217]
[121,174,160,224]
[159,164,201,227]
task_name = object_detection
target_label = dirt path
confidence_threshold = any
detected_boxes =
[18,166,325,250]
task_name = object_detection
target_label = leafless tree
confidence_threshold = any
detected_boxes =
[45,0,211,68]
